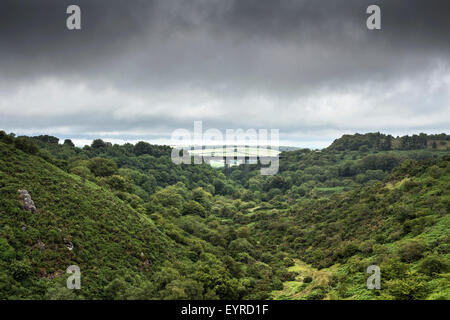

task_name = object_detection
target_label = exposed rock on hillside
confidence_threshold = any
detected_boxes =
[63,238,74,251]
[18,189,36,213]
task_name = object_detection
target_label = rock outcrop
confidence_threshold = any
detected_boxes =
[18,189,36,213]
[63,238,74,251]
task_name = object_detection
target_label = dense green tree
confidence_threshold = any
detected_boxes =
[398,240,426,263]
[91,139,107,149]
[418,255,449,276]
[87,157,118,177]
[1,130,449,301]
[63,139,75,147]
[183,200,207,217]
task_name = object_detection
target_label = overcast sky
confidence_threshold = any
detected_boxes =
[1,0,449,148]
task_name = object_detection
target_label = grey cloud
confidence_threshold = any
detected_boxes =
[0,0,449,146]
[2,0,450,86]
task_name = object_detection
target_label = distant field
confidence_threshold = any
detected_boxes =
[187,146,280,157]
[271,259,333,300]
[185,146,280,167]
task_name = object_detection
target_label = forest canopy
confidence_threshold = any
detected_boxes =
[0,130,449,300]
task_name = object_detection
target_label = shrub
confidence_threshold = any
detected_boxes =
[283,257,295,267]
[0,131,13,143]
[305,287,326,300]
[380,258,408,280]
[182,200,207,217]
[282,271,297,281]
[63,139,75,147]
[153,188,184,210]
[102,175,133,192]
[0,239,15,262]
[382,274,430,300]
[342,243,360,258]
[87,157,118,177]
[398,240,426,262]
[236,226,250,238]
[14,137,39,155]
[70,166,93,179]
[10,259,33,280]
[418,255,449,276]
[229,238,254,255]
[91,139,107,149]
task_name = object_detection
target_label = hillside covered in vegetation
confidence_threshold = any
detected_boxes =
[0,131,449,300]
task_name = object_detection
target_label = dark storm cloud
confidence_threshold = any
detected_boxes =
[0,1,157,82]
[1,0,449,86]
[0,0,449,146]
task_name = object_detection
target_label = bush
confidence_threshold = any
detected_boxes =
[102,175,133,192]
[87,157,118,177]
[91,139,107,149]
[380,259,408,280]
[236,226,250,238]
[0,131,13,143]
[282,271,297,281]
[182,200,207,217]
[229,238,254,255]
[305,287,326,300]
[342,243,360,258]
[418,255,449,276]
[70,166,93,179]
[283,257,295,267]
[162,279,204,299]
[153,188,184,210]
[63,139,75,147]
[10,259,33,280]
[0,239,15,262]
[398,240,426,262]
[14,137,39,155]
[382,274,430,300]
